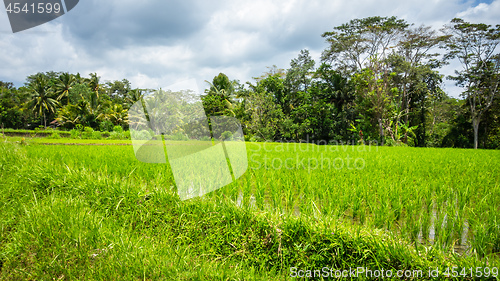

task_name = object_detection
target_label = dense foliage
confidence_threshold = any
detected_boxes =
[1,17,499,149]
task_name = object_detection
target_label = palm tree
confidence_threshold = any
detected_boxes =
[74,73,85,84]
[204,80,236,117]
[29,74,59,128]
[54,72,75,105]
[88,73,100,99]
[55,104,81,128]
[125,89,146,106]
[99,104,128,126]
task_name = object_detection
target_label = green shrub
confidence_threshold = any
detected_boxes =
[48,132,61,139]
[99,120,114,132]
[109,131,125,140]
[244,134,253,142]
[199,136,211,142]
[131,130,151,140]
[70,129,80,139]
[91,131,102,140]
[169,132,188,141]
[221,131,233,141]
[113,126,123,133]
[82,127,94,139]
[122,131,131,140]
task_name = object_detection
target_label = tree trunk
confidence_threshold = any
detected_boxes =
[378,118,384,146]
[473,117,480,149]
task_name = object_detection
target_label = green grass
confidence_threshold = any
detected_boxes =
[3,136,132,145]
[0,140,499,280]
[1,128,72,136]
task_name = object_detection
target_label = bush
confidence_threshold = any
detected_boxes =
[82,127,94,139]
[122,131,131,140]
[48,132,61,139]
[99,120,114,132]
[113,126,123,133]
[232,131,244,141]
[249,135,260,142]
[70,129,80,139]
[91,131,102,140]
[170,132,188,141]
[131,130,151,140]
[199,136,211,142]
[221,131,233,141]
[109,131,126,140]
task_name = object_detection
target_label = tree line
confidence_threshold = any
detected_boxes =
[0,17,499,149]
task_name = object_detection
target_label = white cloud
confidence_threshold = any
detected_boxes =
[456,0,500,25]
[0,0,498,98]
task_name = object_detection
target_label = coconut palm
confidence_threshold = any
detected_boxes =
[88,73,100,99]
[204,80,236,117]
[125,88,146,107]
[55,104,81,128]
[99,104,128,126]
[28,74,59,128]
[54,72,75,105]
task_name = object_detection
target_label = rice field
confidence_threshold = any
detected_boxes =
[1,139,500,279]
[244,143,500,256]
[22,141,500,256]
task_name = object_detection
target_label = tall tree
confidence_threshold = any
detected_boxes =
[322,16,409,144]
[313,63,356,141]
[390,25,447,144]
[321,16,408,75]
[443,18,500,149]
[54,72,76,105]
[202,73,236,117]
[28,74,59,128]
[245,76,285,141]
[125,88,147,107]
[88,73,101,99]
[285,49,315,114]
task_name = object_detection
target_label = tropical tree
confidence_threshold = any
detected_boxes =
[352,59,395,144]
[285,49,315,113]
[54,72,76,105]
[245,78,285,141]
[389,25,447,144]
[28,74,59,128]
[321,16,408,75]
[202,73,237,117]
[125,88,146,107]
[443,18,500,149]
[99,104,128,126]
[88,73,101,99]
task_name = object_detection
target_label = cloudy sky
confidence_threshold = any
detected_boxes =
[1,0,499,97]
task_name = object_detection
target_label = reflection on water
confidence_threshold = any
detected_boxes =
[231,191,476,255]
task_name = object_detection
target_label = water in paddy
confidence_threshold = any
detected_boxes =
[233,190,476,255]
